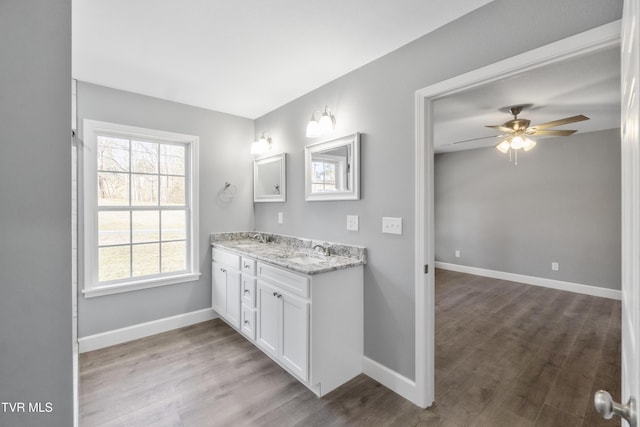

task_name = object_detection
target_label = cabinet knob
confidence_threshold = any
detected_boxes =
[244,264,250,269]
[277,294,282,299]
[244,289,250,295]
[244,320,249,325]
[220,268,226,273]
[273,292,277,297]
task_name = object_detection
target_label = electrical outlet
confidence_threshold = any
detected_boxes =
[455,250,460,258]
[552,262,559,271]
[278,212,283,225]
[382,217,402,235]
[347,215,359,231]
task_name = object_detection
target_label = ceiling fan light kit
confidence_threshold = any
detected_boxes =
[488,105,589,164]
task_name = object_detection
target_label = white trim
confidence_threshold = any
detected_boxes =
[435,262,622,300]
[253,152,287,202]
[82,119,200,296]
[78,308,217,353]
[304,133,360,201]
[362,357,417,402]
[414,21,622,409]
[620,0,640,404]
[82,272,201,298]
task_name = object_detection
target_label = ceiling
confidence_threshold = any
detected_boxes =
[72,0,493,119]
[433,46,621,153]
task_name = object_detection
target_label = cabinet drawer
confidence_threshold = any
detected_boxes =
[241,257,256,276]
[212,248,240,270]
[242,277,256,308]
[241,306,256,341]
[257,262,309,298]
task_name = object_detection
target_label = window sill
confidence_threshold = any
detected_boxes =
[82,272,202,298]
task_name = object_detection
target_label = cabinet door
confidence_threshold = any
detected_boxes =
[257,281,279,358]
[211,261,227,315]
[225,268,241,328]
[280,294,309,381]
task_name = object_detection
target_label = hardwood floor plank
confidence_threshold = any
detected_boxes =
[79,269,620,426]
[535,404,583,427]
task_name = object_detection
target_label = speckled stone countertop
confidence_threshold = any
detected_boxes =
[210,232,366,275]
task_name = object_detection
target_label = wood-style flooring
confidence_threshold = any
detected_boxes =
[79,269,621,426]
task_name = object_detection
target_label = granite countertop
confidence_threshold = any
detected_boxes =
[210,232,366,275]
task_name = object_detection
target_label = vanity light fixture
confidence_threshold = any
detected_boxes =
[250,132,272,155]
[305,106,335,138]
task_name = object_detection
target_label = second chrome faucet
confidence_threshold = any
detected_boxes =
[312,244,331,256]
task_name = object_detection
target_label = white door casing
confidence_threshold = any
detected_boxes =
[621,0,640,421]
[414,21,622,409]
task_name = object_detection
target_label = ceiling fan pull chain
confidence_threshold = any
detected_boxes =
[515,148,518,165]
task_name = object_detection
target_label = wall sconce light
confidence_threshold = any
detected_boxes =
[250,131,272,155]
[306,106,335,138]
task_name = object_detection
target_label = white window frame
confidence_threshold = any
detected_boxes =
[82,119,200,298]
[310,154,345,192]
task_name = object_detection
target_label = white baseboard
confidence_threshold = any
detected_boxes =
[435,262,621,300]
[78,308,217,353]
[363,356,417,404]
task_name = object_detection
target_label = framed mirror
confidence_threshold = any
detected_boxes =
[253,152,286,202]
[305,133,360,201]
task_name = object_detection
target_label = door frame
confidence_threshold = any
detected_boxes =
[620,0,640,413]
[413,21,621,408]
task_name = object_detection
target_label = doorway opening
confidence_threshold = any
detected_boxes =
[412,20,621,409]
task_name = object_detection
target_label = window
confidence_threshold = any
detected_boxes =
[311,154,345,192]
[83,120,200,297]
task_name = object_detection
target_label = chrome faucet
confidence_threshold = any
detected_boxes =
[252,233,268,244]
[313,244,330,256]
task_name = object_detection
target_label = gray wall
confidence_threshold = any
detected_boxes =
[254,0,622,379]
[76,82,255,337]
[435,129,621,289]
[0,0,73,425]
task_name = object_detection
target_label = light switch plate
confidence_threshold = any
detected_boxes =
[382,217,402,235]
[347,215,359,231]
[278,212,283,225]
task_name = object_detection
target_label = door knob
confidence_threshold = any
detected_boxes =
[594,390,637,426]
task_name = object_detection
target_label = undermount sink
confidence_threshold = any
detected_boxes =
[232,242,261,248]
[228,241,266,249]
[285,255,327,266]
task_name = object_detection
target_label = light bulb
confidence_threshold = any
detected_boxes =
[319,108,334,133]
[250,141,262,154]
[496,140,511,153]
[306,112,321,138]
[510,135,526,150]
[306,120,320,138]
[523,138,536,151]
[250,134,271,154]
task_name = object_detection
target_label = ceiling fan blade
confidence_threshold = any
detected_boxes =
[450,134,506,145]
[529,129,577,137]
[485,125,514,133]
[529,114,589,130]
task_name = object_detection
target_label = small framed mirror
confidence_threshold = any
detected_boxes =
[254,152,286,202]
[305,133,360,201]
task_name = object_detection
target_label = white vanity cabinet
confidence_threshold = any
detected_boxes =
[211,248,241,328]
[257,273,310,381]
[211,245,363,397]
[256,261,363,397]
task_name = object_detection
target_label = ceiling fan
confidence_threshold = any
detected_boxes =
[487,105,590,154]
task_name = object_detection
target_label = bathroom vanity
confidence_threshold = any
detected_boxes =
[210,232,366,397]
